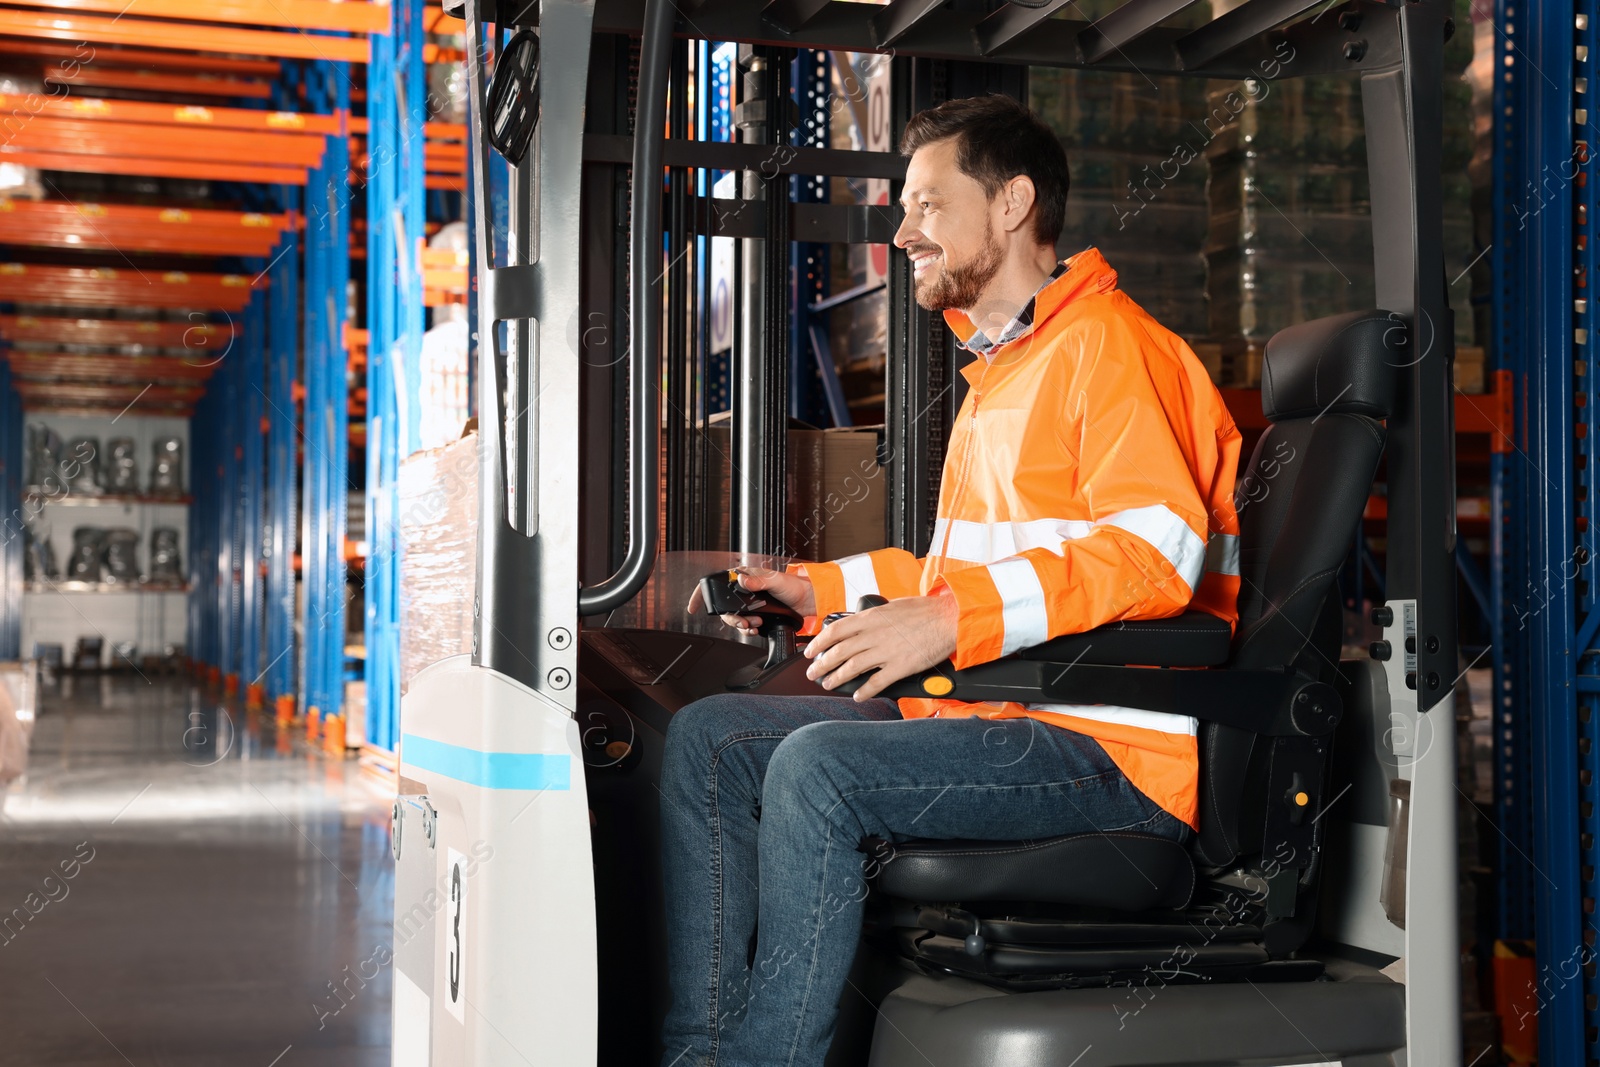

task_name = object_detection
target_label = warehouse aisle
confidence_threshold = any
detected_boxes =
[0,673,394,1066]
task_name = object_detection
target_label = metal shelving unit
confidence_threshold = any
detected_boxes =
[362,0,428,754]
[1491,0,1600,1057]
[296,57,352,731]
[0,5,365,716]
[25,582,190,594]
[22,494,193,507]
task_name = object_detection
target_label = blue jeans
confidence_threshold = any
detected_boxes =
[657,693,1191,1067]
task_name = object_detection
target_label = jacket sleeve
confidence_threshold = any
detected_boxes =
[787,549,925,636]
[929,325,1211,669]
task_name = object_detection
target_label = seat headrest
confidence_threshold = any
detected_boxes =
[1261,310,1400,421]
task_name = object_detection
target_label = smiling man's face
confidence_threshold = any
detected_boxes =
[894,137,1004,312]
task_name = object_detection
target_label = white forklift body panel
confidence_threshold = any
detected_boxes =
[392,657,598,1066]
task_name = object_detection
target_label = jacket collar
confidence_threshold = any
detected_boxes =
[943,247,1120,374]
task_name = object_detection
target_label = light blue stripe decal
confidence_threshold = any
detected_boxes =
[401,735,571,791]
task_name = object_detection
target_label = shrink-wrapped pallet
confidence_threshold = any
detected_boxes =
[0,662,37,787]
[398,431,479,693]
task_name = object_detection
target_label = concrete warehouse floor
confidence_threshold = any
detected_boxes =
[0,673,394,1066]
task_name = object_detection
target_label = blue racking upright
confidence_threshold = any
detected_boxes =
[1494,0,1600,1056]
[189,352,221,674]
[265,194,301,714]
[1489,0,1536,993]
[364,0,428,753]
[187,283,268,697]
[299,57,353,732]
[0,362,21,661]
[705,41,736,414]
[214,296,238,689]
[790,49,833,428]
[237,286,267,696]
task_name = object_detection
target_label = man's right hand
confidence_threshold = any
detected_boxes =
[687,566,816,634]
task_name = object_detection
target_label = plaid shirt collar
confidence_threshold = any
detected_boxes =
[954,261,1069,358]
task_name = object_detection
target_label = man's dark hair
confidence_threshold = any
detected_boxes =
[899,93,1069,247]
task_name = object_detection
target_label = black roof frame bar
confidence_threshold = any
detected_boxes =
[972,0,1078,56]
[583,0,1403,82]
[1174,0,1339,71]
[762,0,832,34]
[872,0,952,48]
[1074,0,1208,64]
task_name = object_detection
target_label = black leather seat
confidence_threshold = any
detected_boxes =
[875,832,1194,911]
[862,310,1400,985]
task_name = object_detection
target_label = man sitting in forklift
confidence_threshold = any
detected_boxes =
[666,93,1244,1067]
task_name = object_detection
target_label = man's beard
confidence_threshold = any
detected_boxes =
[911,225,1003,311]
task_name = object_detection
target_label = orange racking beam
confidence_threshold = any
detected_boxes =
[31,405,196,417]
[14,380,203,404]
[1,227,281,256]
[0,201,291,231]
[0,315,234,351]
[0,148,308,185]
[1,0,391,34]
[425,173,465,192]
[43,66,273,98]
[7,116,327,168]
[426,144,466,169]
[0,264,264,311]
[4,353,220,383]
[347,119,466,140]
[423,7,467,33]
[0,40,282,76]
[0,93,344,136]
[0,201,290,256]
[419,246,467,293]
[0,10,369,63]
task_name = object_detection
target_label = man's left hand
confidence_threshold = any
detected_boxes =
[803,593,959,701]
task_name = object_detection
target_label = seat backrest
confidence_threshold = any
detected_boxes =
[1192,310,1399,867]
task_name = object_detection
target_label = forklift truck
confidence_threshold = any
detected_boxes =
[393,0,1460,1063]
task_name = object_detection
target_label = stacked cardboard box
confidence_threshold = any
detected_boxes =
[706,424,886,563]
[1454,345,1486,395]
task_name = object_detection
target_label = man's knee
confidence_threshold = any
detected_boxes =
[662,695,764,778]
[762,723,848,812]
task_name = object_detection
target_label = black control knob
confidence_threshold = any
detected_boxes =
[1405,635,1417,654]
[1370,640,1392,661]
[1405,672,1417,690]
[1371,605,1394,627]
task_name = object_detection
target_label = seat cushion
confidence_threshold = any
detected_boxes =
[874,832,1195,911]
[1015,610,1231,667]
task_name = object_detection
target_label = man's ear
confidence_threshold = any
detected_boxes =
[998,175,1038,234]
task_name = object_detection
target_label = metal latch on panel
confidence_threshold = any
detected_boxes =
[421,798,438,850]
[391,799,403,861]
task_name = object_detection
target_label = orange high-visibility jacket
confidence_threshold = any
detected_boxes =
[795,247,1242,829]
